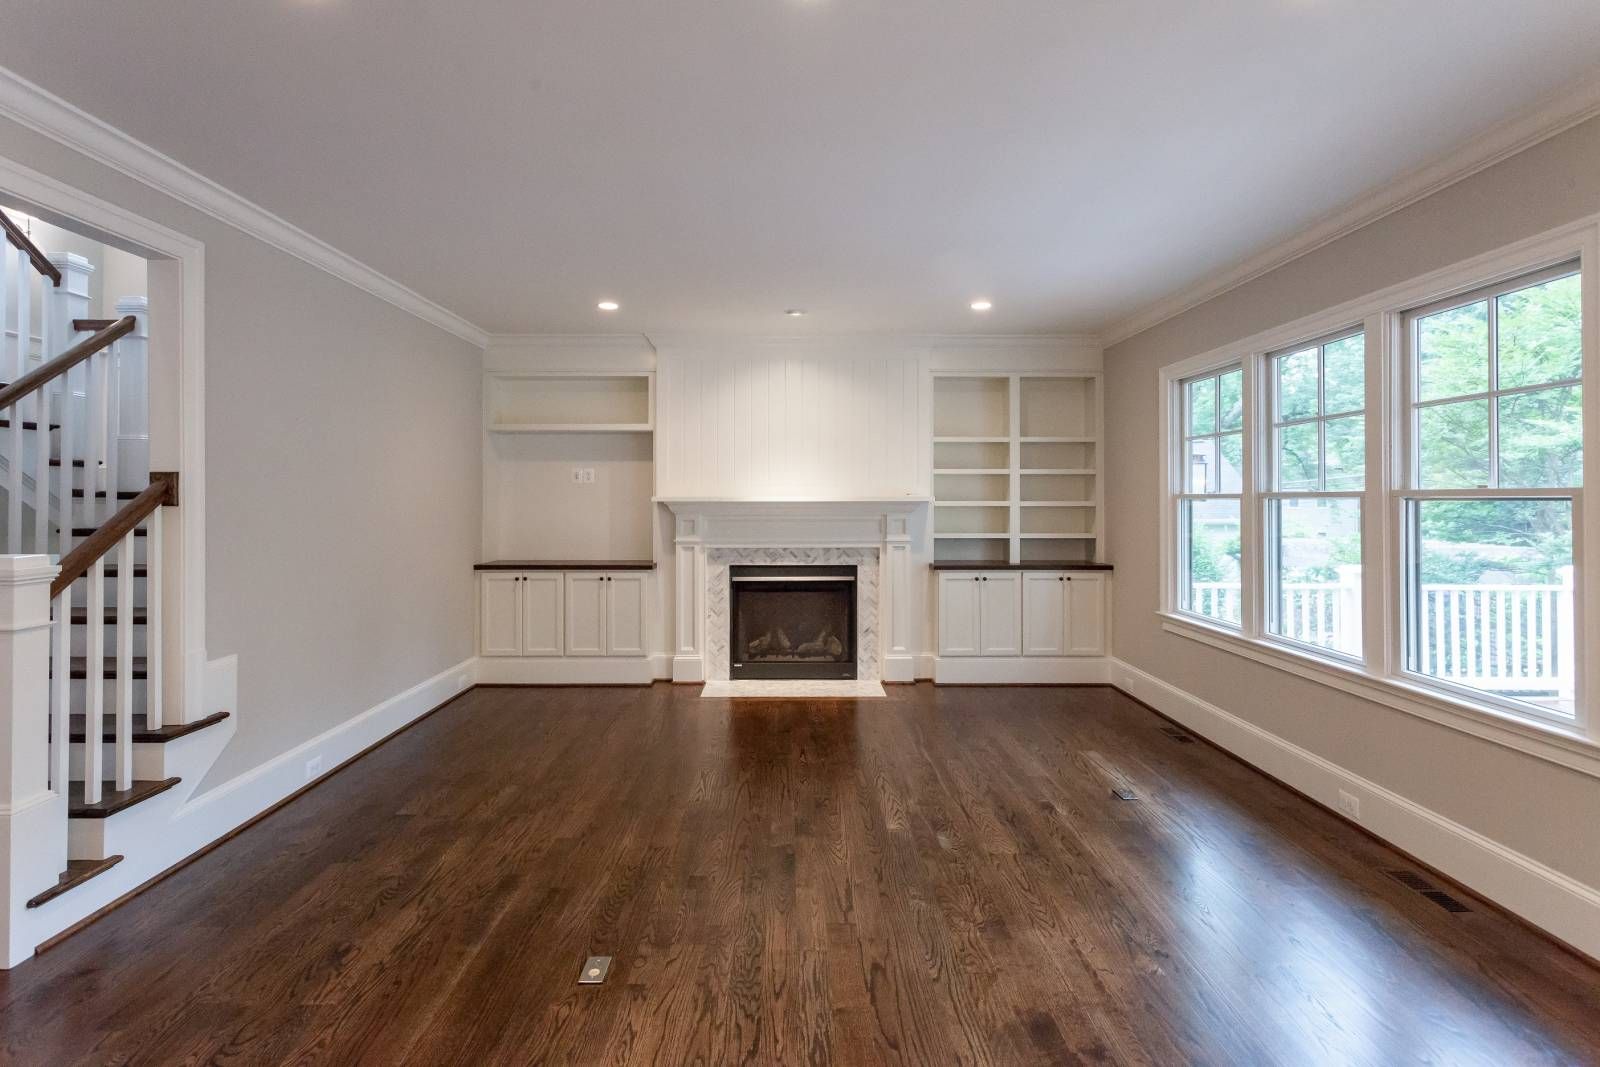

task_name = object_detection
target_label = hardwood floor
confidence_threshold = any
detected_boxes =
[3,683,1597,1065]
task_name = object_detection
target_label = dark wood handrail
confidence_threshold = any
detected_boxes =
[0,207,62,287]
[73,318,118,333]
[0,316,135,411]
[52,472,178,598]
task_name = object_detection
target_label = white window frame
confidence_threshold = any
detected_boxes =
[1263,327,1368,663]
[1157,215,1600,779]
[1174,365,1244,628]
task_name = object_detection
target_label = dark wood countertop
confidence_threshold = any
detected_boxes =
[474,560,657,571]
[929,561,1114,572]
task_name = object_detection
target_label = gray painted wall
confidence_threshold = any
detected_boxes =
[1104,115,1600,889]
[0,114,483,791]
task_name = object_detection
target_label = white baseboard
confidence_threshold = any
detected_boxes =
[649,653,671,680]
[672,654,705,683]
[1110,657,1600,961]
[933,656,1110,685]
[883,654,915,683]
[14,656,477,966]
[477,656,654,685]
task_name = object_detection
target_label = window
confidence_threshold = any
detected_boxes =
[1161,237,1591,743]
[1402,267,1582,721]
[1266,331,1365,658]
[1178,367,1243,626]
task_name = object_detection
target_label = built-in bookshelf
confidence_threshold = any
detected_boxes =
[486,372,653,432]
[932,373,1102,564]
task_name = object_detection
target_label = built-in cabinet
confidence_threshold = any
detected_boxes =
[934,567,1109,683]
[562,573,648,657]
[477,566,654,683]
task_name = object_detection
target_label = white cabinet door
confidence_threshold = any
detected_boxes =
[937,573,982,656]
[1022,572,1067,656]
[605,573,648,657]
[1065,573,1107,656]
[480,573,523,657]
[521,573,565,656]
[564,574,608,656]
[978,572,1022,656]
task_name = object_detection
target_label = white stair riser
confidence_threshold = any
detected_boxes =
[68,785,184,861]
[69,740,177,781]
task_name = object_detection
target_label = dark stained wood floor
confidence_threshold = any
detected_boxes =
[3,683,1598,1066]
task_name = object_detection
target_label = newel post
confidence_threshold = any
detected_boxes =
[0,554,65,967]
[112,296,150,494]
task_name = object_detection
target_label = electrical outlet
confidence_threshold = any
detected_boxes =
[305,755,324,781]
[1337,789,1360,819]
[571,467,584,484]
[581,468,596,484]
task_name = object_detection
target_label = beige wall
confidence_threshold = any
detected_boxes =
[0,115,483,790]
[1104,116,1600,888]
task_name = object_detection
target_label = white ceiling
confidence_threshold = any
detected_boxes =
[2,2,1598,338]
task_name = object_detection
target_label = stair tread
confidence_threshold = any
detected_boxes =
[48,458,86,468]
[25,856,124,909]
[69,489,140,499]
[58,655,148,680]
[68,710,228,744]
[69,607,149,626]
[68,777,180,818]
[71,527,147,538]
[0,418,61,431]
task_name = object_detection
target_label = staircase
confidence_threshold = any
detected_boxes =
[0,208,227,966]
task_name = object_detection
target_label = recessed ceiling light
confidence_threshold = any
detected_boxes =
[970,299,993,312]
[597,300,620,312]
[785,308,806,317]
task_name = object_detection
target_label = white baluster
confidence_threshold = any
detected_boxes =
[113,298,149,494]
[89,346,109,525]
[32,383,50,554]
[82,559,105,805]
[50,591,69,793]
[4,248,22,550]
[14,249,33,551]
[48,255,93,555]
[114,533,133,791]
[146,507,163,730]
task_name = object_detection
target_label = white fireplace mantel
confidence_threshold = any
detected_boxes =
[659,497,927,683]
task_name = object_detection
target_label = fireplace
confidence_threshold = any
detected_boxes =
[729,565,857,680]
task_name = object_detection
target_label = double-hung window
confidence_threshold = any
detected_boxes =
[1400,265,1582,723]
[1265,331,1365,658]
[1177,366,1243,626]
[1163,233,1591,743]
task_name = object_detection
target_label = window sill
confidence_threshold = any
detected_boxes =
[1156,612,1600,780]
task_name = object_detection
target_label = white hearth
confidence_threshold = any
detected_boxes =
[658,498,926,684]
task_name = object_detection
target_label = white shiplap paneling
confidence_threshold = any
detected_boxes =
[655,343,931,499]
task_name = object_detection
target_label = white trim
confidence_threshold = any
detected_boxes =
[15,657,476,966]
[1159,613,1600,779]
[0,149,210,725]
[1155,217,1599,752]
[1102,72,1600,346]
[1111,658,1600,961]
[931,656,1110,684]
[0,63,488,349]
[475,656,653,685]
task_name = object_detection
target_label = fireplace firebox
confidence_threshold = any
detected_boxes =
[729,565,857,680]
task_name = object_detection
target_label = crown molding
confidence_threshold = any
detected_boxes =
[485,332,655,350]
[1098,71,1600,349]
[639,331,1102,352]
[0,64,489,349]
